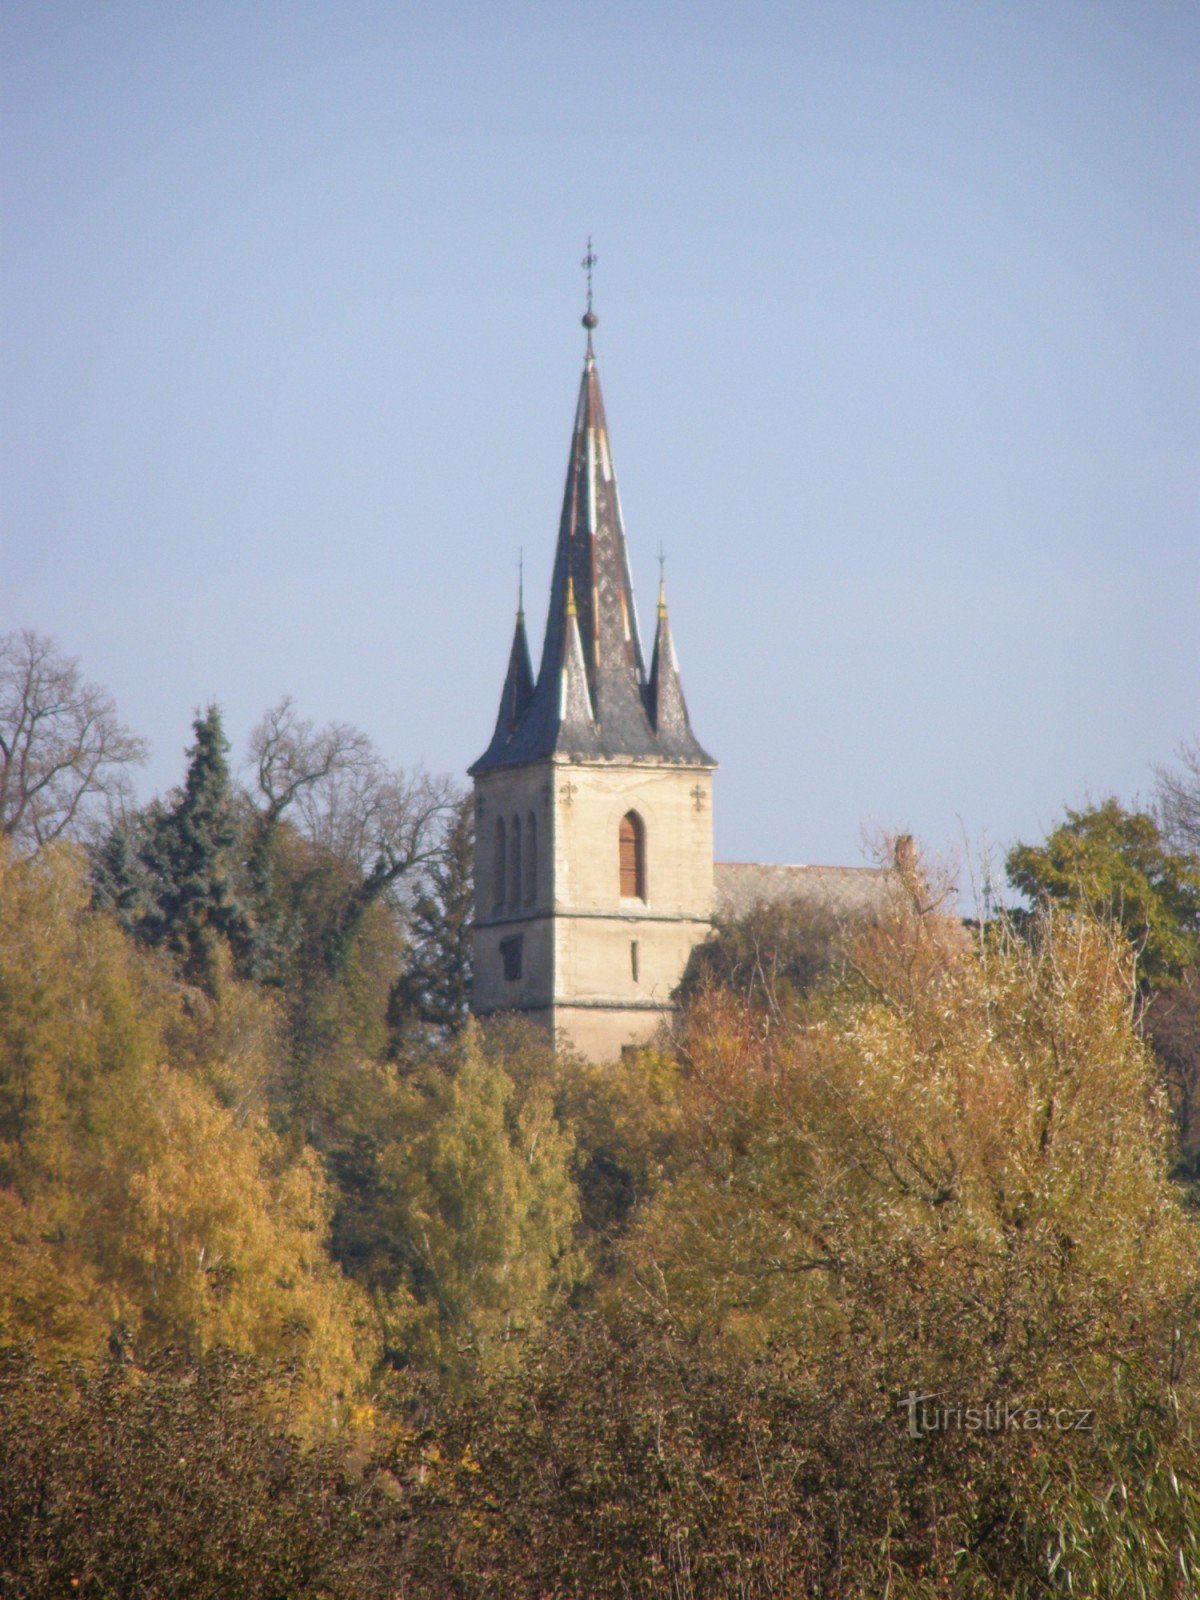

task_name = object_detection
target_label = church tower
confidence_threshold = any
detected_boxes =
[469,295,715,1060]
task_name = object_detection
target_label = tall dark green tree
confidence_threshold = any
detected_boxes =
[146,706,256,991]
[388,792,474,1052]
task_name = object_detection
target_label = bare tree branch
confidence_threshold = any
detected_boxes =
[1156,737,1200,861]
[0,630,146,848]
[243,700,456,975]
[248,698,374,830]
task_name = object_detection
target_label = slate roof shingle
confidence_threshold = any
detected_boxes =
[472,338,713,774]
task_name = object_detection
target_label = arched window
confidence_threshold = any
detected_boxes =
[525,812,537,905]
[619,811,645,900]
[492,818,506,912]
[509,813,522,909]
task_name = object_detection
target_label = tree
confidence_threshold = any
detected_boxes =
[0,1349,399,1599]
[0,837,371,1394]
[1144,963,1200,1178]
[0,628,145,848]
[243,696,455,982]
[333,1020,581,1381]
[386,898,1200,1599]
[1157,735,1200,861]
[1006,798,1200,987]
[144,705,256,991]
[89,817,157,932]
[388,791,474,1052]
[675,896,848,1017]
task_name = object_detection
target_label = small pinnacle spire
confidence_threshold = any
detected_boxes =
[581,237,598,349]
[657,545,667,619]
[565,575,578,617]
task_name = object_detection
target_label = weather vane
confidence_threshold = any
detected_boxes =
[582,237,598,333]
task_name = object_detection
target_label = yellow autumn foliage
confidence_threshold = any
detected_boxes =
[631,899,1200,1416]
[0,840,373,1402]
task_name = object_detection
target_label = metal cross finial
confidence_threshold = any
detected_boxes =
[517,548,524,618]
[581,237,598,337]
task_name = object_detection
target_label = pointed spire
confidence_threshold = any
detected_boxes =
[646,575,705,760]
[470,302,714,775]
[533,333,657,754]
[477,583,534,760]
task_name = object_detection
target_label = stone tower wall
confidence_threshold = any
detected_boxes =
[472,760,713,1059]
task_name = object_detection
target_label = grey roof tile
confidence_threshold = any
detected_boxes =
[713,861,896,922]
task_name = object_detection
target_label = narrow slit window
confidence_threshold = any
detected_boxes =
[509,813,522,909]
[630,939,640,983]
[525,812,537,905]
[619,811,645,899]
[493,818,506,912]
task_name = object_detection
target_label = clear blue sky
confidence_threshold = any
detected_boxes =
[4,1,1198,883]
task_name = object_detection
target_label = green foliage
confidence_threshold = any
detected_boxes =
[675,895,849,1015]
[1006,798,1200,986]
[143,706,257,991]
[89,820,157,931]
[557,1043,688,1245]
[388,791,474,1053]
[333,1020,581,1381]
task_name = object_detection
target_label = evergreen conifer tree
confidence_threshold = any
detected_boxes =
[90,822,156,936]
[146,706,255,991]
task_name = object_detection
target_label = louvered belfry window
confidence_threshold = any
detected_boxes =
[619,812,645,899]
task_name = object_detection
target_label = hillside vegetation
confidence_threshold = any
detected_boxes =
[2,631,1200,1598]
